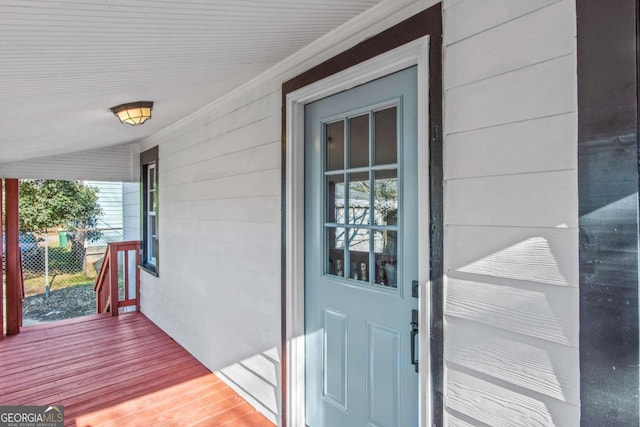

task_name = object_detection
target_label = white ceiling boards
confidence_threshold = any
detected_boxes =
[0,0,382,163]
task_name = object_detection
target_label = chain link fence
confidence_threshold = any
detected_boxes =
[20,228,124,295]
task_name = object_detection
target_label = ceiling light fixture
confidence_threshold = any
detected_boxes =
[110,101,153,126]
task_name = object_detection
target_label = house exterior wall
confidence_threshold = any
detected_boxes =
[442,0,578,425]
[137,83,283,423]
[122,0,580,425]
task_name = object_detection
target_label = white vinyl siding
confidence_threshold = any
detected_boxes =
[137,84,282,423]
[443,0,578,426]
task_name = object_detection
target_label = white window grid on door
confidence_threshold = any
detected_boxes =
[322,99,403,293]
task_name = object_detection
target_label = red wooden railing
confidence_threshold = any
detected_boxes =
[94,241,141,316]
[18,254,25,327]
[5,179,21,335]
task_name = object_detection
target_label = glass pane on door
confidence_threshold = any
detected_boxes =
[348,172,370,225]
[374,230,397,287]
[326,121,345,171]
[326,226,346,277]
[327,175,345,224]
[374,107,397,165]
[349,114,369,168]
[374,170,398,226]
[348,228,370,282]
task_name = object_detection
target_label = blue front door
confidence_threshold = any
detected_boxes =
[304,66,419,427]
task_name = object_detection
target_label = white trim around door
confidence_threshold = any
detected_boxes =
[285,35,431,427]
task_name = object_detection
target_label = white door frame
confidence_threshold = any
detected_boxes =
[285,36,431,427]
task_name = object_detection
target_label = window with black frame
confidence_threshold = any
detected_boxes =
[140,146,159,275]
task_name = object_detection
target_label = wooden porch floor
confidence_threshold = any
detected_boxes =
[0,313,274,427]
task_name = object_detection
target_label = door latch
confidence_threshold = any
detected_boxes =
[412,280,419,298]
[410,309,419,373]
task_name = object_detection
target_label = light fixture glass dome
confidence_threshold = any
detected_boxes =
[110,101,153,126]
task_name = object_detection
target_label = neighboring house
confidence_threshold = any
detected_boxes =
[0,1,638,426]
[122,182,140,243]
[85,181,123,231]
[80,181,126,276]
[84,181,124,244]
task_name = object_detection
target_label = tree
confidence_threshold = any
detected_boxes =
[19,180,103,269]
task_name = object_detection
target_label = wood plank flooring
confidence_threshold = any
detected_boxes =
[0,313,274,427]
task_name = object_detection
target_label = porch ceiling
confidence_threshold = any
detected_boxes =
[0,0,382,163]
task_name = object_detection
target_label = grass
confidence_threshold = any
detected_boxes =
[21,245,99,297]
[23,272,96,297]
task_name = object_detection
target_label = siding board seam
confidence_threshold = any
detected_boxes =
[445,315,578,351]
[160,216,279,225]
[445,361,580,408]
[443,311,576,349]
[444,0,565,47]
[444,167,576,182]
[445,110,576,137]
[444,224,577,230]
[163,195,278,204]
[164,139,280,173]
[163,195,280,203]
[444,52,575,92]
[163,167,280,188]
[445,407,493,427]
[161,111,280,157]
[446,271,578,291]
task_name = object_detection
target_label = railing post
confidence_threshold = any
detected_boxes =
[135,241,141,312]
[0,179,4,339]
[109,244,119,317]
[5,179,21,335]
